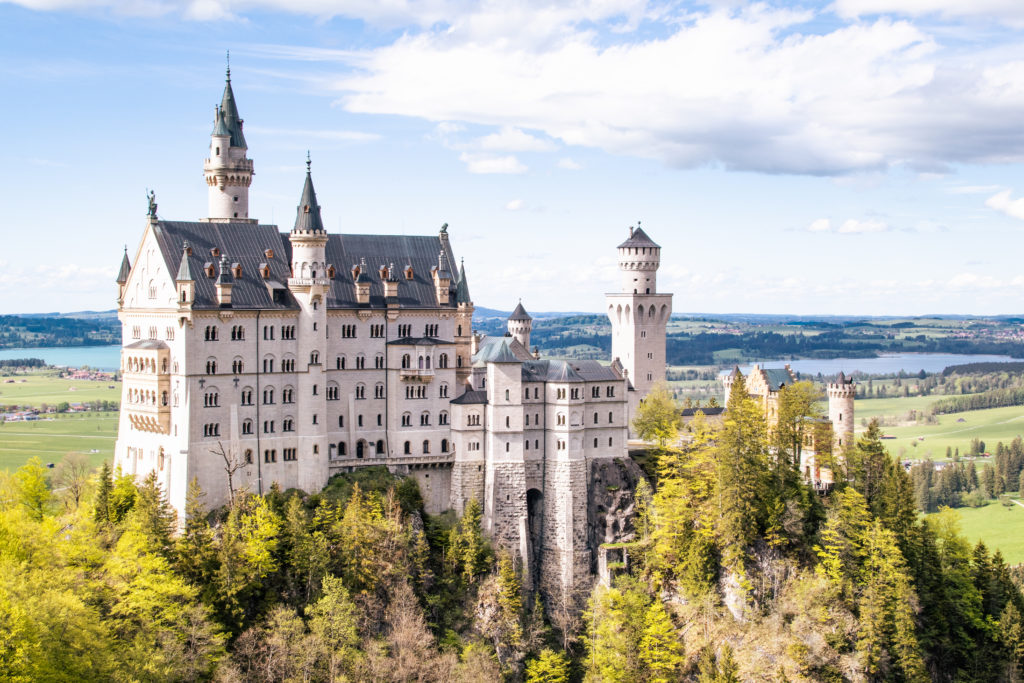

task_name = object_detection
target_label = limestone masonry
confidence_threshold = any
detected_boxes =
[115,68,846,603]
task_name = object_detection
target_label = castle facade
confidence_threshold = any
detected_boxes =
[113,70,670,600]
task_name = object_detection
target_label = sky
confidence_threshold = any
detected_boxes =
[5,1,1024,316]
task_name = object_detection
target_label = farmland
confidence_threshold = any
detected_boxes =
[927,499,1024,565]
[0,411,117,471]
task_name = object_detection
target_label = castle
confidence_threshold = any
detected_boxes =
[113,69,670,601]
[723,364,855,486]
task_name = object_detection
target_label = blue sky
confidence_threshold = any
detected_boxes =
[5,0,1024,316]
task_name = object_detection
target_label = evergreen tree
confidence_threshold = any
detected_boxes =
[525,648,570,683]
[639,599,684,682]
[176,478,217,591]
[632,382,682,447]
[93,460,113,525]
[14,457,50,521]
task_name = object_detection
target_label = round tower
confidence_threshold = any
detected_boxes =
[507,301,532,349]
[827,372,856,450]
[617,223,661,294]
[203,61,254,223]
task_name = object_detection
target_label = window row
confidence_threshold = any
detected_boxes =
[400,353,448,370]
[400,411,449,427]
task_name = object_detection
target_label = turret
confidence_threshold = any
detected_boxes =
[827,371,856,450]
[617,223,661,294]
[215,254,233,307]
[288,155,329,287]
[116,246,131,304]
[203,59,254,223]
[176,242,195,308]
[507,301,532,349]
[433,250,452,305]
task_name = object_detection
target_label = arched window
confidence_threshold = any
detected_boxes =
[422,440,430,454]
[338,442,347,456]
[439,353,448,369]
[404,441,411,454]
[402,354,411,369]
[439,411,448,425]
[441,439,449,453]
[337,356,345,370]
[310,351,320,365]
[242,419,253,435]
[418,355,424,370]
[206,358,217,375]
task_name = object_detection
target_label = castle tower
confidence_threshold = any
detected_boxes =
[605,225,673,401]
[454,258,474,388]
[287,157,330,494]
[203,62,254,223]
[827,372,856,451]
[507,301,532,349]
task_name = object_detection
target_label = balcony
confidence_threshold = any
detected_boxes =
[399,367,434,381]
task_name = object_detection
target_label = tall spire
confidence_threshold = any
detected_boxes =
[455,257,471,304]
[292,154,325,234]
[116,246,131,284]
[217,56,246,149]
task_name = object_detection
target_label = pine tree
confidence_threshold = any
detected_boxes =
[14,457,51,521]
[176,478,217,589]
[93,460,113,524]
[525,648,570,683]
[632,382,682,447]
[639,599,684,683]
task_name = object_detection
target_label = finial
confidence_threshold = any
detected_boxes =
[440,222,448,234]
[183,240,190,251]
[123,244,127,254]
[306,150,311,173]
[226,50,231,80]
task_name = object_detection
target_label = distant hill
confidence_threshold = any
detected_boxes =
[19,310,119,321]
[0,314,119,349]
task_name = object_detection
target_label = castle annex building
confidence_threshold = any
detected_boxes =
[113,70,671,600]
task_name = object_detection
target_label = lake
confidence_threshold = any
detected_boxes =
[0,345,121,371]
[734,353,1022,378]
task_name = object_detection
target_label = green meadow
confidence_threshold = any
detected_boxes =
[0,372,120,406]
[927,500,1024,565]
[0,412,118,471]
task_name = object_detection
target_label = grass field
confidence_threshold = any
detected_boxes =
[854,397,1024,461]
[927,501,1024,565]
[0,372,120,407]
[0,412,117,471]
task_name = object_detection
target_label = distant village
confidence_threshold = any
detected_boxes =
[1,364,117,422]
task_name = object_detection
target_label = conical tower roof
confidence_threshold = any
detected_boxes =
[509,301,532,321]
[216,65,247,149]
[455,258,472,304]
[176,242,193,281]
[292,156,325,234]
[116,247,131,284]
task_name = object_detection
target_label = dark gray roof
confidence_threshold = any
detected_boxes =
[681,406,725,417]
[292,164,325,234]
[473,335,533,366]
[151,222,465,311]
[325,234,458,309]
[567,360,622,381]
[116,248,131,284]
[386,337,453,346]
[762,367,796,392]
[509,301,532,321]
[617,226,660,249]
[455,259,471,305]
[217,75,246,148]
[124,339,168,350]
[477,338,520,364]
[520,359,581,383]
[451,389,488,405]
[153,221,298,310]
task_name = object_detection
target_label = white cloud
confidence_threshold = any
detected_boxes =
[838,218,890,233]
[477,127,555,152]
[505,199,524,210]
[985,189,1024,220]
[834,0,1024,27]
[557,157,582,170]
[807,218,831,232]
[246,126,380,143]
[458,153,527,174]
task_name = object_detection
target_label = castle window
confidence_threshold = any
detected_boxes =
[609,412,613,423]
[609,437,613,447]
[594,438,598,448]
[420,412,430,426]
[206,359,217,375]
[458,356,463,368]
[245,449,253,464]
[404,441,411,454]
[439,383,449,398]
[283,448,297,461]
[263,388,275,404]
[439,353,449,368]
[203,423,220,437]
[356,354,365,369]
[282,387,294,403]
[505,389,510,401]
[506,416,510,428]
[327,384,339,400]
[232,264,242,278]
[441,439,448,453]
[593,386,600,398]
[232,359,244,374]
[338,442,347,456]
[357,415,363,427]
[375,354,385,369]
[402,412,411,427]
[337,356,346,370]
[377,414,382,426]
[534,388,539,399]
[264,449,276,463]
[203,390,219,407]
[148,326,157,340]
[205,263,215,278]
[263,357,274,373]
[594,412,598,424]
[148,281,157,299]
[525,414,530,426]
[401,354,411,369]
[525,441,530,450]
[263,325,274,340]
[338,415,344,428]
[375,439,384,454]
[398,324,411,337]
[404,266,414,280]
[505,442,510,453]
[263,420,275,433]
[355,384,366,400]
[283,418,294,432]
[310,351,320,365]
[313,414,318,425]
[423,440,430,454]
[439,411,448,425]
[606,386,614,397]
[375,383,385,399]
[204,326,219,341]
[535,439,539,449]
[557,413,566,426]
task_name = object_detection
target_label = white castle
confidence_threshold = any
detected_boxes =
[113,69,671,599]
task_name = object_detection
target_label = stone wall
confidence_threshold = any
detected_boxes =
[488,461,527,555]
[407,465,452,515]
[450,460,485,515]
[539,457,590,607]
[587,456,647,571]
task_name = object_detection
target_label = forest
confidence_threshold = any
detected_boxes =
[2,377,1024,681]
[0,314,119,349]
